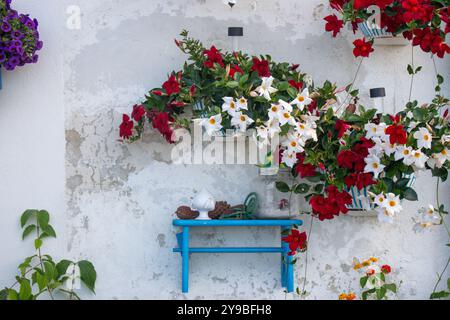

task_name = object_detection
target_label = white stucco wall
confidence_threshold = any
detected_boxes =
[0,0,449,300]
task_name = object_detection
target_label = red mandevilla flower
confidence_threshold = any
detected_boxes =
[337,150,365,172]
[295,154,316,178]
[203,45,224,68]
[335,119,351,139]
[288,80,303,91]
[131,104,146,122]
[310,186,352,221]
[229,64,244,78]
[152,112,174,144]
[324,14,344,37]
[353,38,374,58]
[345,173,377,190]
[381,264,391,274]
[162,75,180,96]
[119,114,134,139]
[386,124,408,145]
[189,84,196,96]
[282,229,307,256]
[354,0,394,10]
[251,57,271,77]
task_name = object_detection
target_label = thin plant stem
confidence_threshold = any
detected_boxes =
[36,226,54,300]
[431,257,450,298]
[408,45,414,102]
[336,58,364,113]
[300,215,314,299]
[436,178,450,235]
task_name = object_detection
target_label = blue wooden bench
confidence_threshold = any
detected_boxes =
[173,219,302,293]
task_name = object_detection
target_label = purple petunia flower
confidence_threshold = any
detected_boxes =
[0,0,43,70]
[1,21,11,32]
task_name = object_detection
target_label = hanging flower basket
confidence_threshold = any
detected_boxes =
[346,173,416,214]
[358,22,409,46]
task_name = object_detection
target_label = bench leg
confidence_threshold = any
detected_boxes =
[182,227,189,293]
[286,253,294,293]
[281,226,294,293]
[281,227,287,288]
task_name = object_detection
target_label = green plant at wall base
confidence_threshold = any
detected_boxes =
[0,210,96,300]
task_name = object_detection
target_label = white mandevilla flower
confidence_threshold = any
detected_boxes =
[290,88,312,111]
[394,146,414,165]
[266,118,281,138]
[373,193,387,207]
[435,148,450,166]
[413,127,432,149]
[222,97,239,115]
[294,122,317,142]
[384,193,402,215]
[427,148,449,168]
[303,74,313,87]
[377,208,395,224]
[255,76,278,101]
[278,109,296,126]
[278,99,293,113]
[364,155,385,178]
[411,149,428,169]
[365,123,387,140]
[202,114,223,136]
[282,149,298,168]
[368,137,384,156]
[255,125,270,148]
[236,97,248,110]
[231,112,254,132]
[283,134,305,153]
[382,142,397,156]
[268,103,281,120]
[413,205,442,233]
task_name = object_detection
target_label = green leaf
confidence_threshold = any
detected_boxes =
[21,209,37,228]
[385,283,397,293]
[293,183,310,194]
[407,64,414,75]
[56,260,73,278]
[277,81,289,91]
[34,238,43,250]
[447,278,450,291]
[395,178,411,188]
[0,289,8,300]
[376,287,387,300]
[22,224,36,240]
[305,175,323,183]
[44,261,56,281]
[41,225,57,238]
[403,187,418,201]
[275,181,290,193]
[37,210,50,228]
[360,276,368,288]
[78,260,97,294]
[19,279,32,300]
[430,291,449,299]
[7,289,19,300]
[225,81,239,88]
[36,271,47,291]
